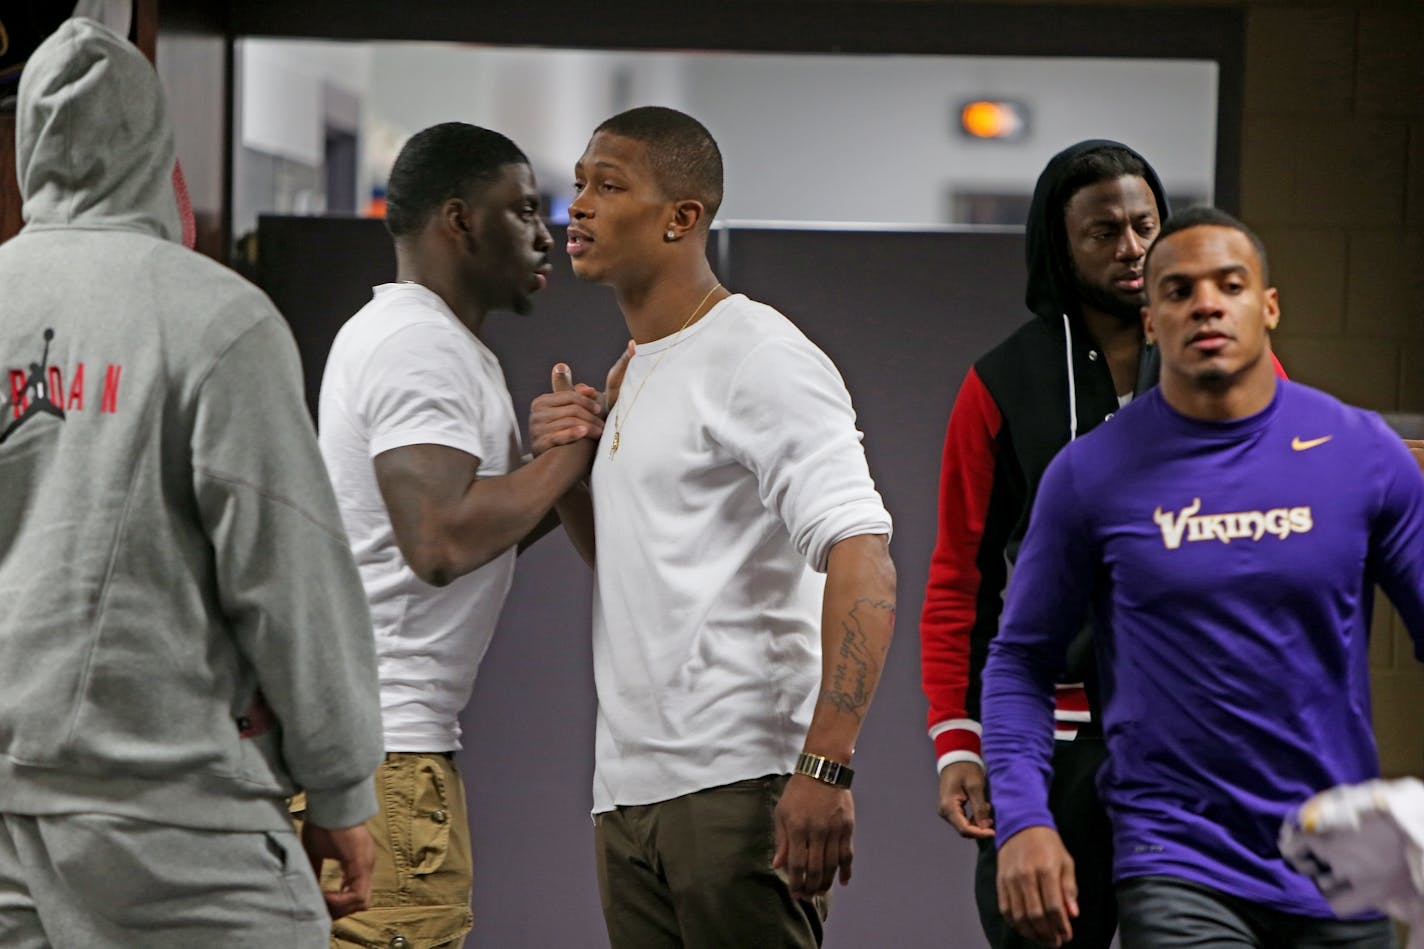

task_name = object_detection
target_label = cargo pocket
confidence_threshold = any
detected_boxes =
[406,758,453,876]
[331,903,474,949]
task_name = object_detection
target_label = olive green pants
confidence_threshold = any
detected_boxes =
[594,774,828,949]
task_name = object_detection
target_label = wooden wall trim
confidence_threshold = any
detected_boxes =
[226,2,1237,60]
[0,110,20,243]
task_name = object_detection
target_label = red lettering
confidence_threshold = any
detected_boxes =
[47,367,63,406]
[8,370,25,418]
[102,364,122,414]
[67,362,85,411]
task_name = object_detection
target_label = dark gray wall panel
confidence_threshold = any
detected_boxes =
[258,217,1032,947]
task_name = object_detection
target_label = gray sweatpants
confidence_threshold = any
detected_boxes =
[1118,875,1395,949]
[0,812,330,948]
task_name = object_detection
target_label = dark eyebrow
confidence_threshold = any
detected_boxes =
[1155,263,1250,286]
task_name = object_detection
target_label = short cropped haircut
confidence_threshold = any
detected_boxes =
[1058,145,1149,219]
[595,106,724,224]
[1145,205,1271,285]
[384,123,528,239]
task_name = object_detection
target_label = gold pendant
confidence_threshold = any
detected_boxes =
[609,431,620,458]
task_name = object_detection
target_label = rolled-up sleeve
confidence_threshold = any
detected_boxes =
[715,336,892,572]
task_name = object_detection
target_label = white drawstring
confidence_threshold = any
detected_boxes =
[1062,313,1079,442]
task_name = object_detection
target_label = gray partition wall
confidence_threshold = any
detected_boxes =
[258,217,1031,946]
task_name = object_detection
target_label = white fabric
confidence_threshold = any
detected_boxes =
[319,283,522,752]
[1280,778,1424,948]
[589,294,893,813]
[71,2,133,40]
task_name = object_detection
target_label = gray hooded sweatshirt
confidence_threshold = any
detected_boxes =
[0,18,383,832]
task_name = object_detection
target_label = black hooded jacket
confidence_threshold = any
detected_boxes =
[919,141,1168,770]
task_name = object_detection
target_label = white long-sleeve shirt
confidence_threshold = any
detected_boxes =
[589,294,892,813]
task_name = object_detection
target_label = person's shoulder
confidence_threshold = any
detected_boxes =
[140,242,292,357]
[705,294,820,362]
[976,315,1057,374]
[333,288,459,355]
[148,240,274,316]
[1277,380,1387,442]
[717,294,798,337]
[972,316,1065,411]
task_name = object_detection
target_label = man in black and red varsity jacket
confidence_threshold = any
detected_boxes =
[920,141,1287,948]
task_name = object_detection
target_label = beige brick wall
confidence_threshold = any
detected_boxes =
[1242,0,1424,779]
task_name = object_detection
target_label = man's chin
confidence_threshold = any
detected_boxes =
[568,259,602,284]
[1074,278,1145,326]
[1191,364,1234,390]
[1106,292,1147,325]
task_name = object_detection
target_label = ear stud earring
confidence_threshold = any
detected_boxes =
[665,228,676,240]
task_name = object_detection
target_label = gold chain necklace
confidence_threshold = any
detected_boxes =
[609,282,722,459]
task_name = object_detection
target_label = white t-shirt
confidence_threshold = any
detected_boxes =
[319,283,522,752]
[589,294,893,812]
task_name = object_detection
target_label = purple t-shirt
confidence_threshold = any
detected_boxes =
[982,380,1424,916]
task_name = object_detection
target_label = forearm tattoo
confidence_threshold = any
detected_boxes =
[824,598,894,720]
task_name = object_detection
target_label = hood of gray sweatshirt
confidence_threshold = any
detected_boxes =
[0,18,383,832]
[17,16,182,240]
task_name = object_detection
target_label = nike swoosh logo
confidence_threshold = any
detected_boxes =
[1292,435,1333,451]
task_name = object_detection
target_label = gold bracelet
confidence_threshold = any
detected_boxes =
[794,752,854,789]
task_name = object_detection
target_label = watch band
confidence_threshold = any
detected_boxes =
[794,751,854,789]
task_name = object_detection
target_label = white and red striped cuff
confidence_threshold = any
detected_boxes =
[930,719,984,772]
[1052,683,1092,741]
[1054,683,1091,722]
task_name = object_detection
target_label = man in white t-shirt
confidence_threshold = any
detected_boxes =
[316,123,596,949]
[529,106,897,948]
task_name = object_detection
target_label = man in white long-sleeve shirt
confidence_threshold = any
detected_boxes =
[529,106,897,949]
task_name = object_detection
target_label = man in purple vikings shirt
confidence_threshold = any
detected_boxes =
[981,206,1424,949]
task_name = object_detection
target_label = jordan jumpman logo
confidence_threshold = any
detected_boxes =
[1,329,67,446]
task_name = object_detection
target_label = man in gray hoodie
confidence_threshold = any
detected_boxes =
[0,18,384,947]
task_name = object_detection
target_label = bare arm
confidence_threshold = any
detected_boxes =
[773,532,896,900]
[374,439,595,587]
[551,481,596,568]
[517,507,563,555]
[527,344,634,569]
[529,374,602,569]
[807,533,897,757]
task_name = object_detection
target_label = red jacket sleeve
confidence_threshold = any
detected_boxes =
[920,367,1002,770]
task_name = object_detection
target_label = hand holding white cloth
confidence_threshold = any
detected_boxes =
[1281,778,1424,949]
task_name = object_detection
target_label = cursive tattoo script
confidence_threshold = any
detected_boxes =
[823,598,893,720]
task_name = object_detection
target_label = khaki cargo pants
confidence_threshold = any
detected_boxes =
[293,752,473,949]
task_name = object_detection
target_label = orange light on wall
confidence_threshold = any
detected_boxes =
[958,100,1029,141]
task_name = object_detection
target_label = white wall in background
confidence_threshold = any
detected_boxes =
[237,40,1215,229]
[684,53,1215,225]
